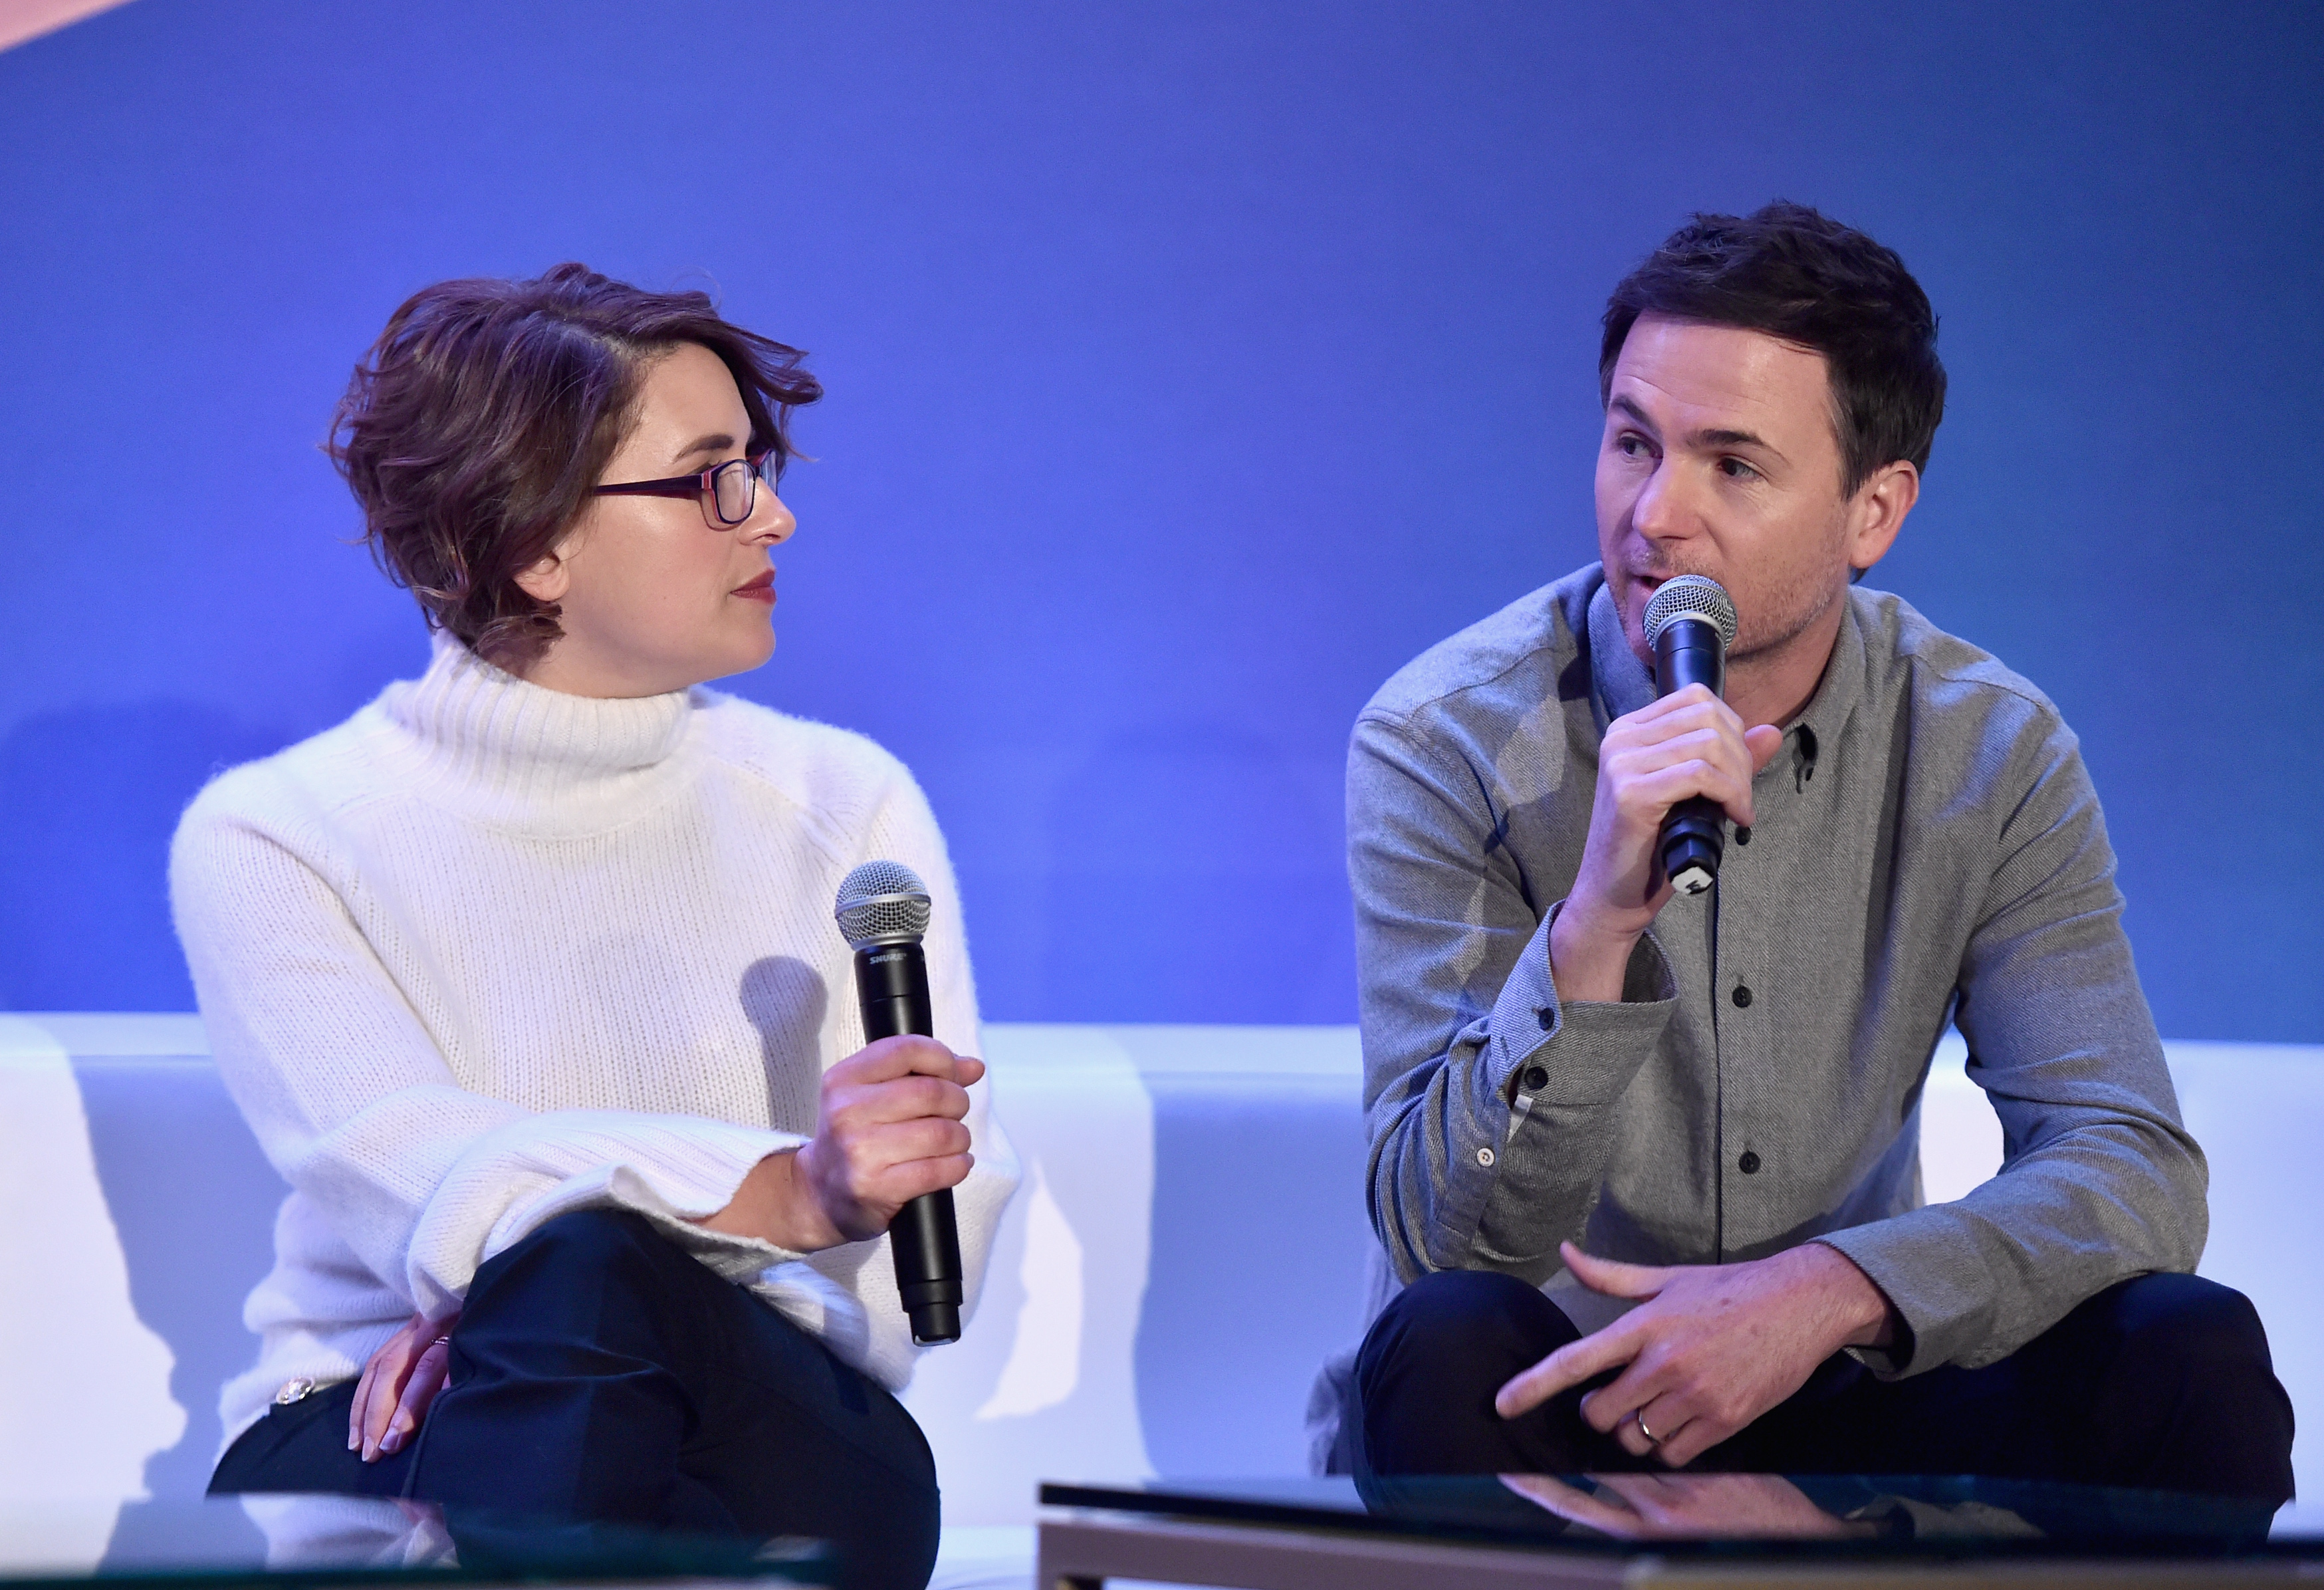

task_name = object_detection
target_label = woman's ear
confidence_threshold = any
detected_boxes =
[514,541,573,605]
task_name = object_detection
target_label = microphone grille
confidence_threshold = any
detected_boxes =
[835,859,932,948]
[1643,574,1738,649]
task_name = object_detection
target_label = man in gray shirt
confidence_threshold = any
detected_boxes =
[1347,202,2293,1503]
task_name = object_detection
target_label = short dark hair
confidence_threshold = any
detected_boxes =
[1599,201,1945,496]
[329,263,822,671]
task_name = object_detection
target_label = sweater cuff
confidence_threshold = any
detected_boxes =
[412,1117,810,1314]
[505,1119,807,1272]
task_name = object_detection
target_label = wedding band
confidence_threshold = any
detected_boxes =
[430,1335,451,1347]
[1634,1411,1661,1445]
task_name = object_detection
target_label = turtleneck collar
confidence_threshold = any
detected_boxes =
[372,631,701,834]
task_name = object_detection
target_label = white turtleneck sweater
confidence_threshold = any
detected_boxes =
[170,634,1017,1449]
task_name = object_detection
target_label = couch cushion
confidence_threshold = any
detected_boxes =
[2,1013,2315,1548]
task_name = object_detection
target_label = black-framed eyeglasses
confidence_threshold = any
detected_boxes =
[591,453,777,528]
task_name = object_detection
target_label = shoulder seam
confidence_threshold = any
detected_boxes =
[1368,636,1568,728]
[1354,711,1491,809]
[695,701,909,872]
[1907,647,2061,721]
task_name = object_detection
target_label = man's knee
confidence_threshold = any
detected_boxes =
[1355,1268,1589,1475]
[2083,1272,2277,1384]
[1358,1268,1575,1403]
[2059,1272,2295,1503]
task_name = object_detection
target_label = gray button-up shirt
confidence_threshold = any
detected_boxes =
[1351,562,2204,1374]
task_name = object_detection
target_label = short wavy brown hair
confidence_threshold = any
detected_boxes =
[329,263,822,671]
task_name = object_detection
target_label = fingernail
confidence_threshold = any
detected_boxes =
[380,1431,401,1454]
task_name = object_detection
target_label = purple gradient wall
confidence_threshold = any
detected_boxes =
[1,1,2318,1037]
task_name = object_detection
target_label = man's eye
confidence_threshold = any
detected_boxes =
[1719,457,1758,481]
[1616,434,1651,458]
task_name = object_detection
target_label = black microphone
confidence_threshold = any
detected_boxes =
[834,860,965,1346]
[1641,574,1740,898]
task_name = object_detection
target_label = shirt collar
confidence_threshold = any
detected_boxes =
[1586,576,1655,731]
[1585,568,1870,756]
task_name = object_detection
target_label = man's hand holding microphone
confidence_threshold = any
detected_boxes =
[1548,680,1782,1002]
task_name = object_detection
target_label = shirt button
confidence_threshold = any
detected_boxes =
[1735,826,1752,846]
[1739,1151,1762,1175]
[1732,984,1754,1008]
[1522,1066,1549,1091]
[1476,1147,1496,1168]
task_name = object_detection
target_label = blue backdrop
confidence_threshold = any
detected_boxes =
[1,1,2318,1038]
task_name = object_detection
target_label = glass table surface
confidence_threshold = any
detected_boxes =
[1039,1475,2324,1563]
[0,1496,829,1588]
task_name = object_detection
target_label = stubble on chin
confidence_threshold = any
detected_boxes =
[1729,563,1851,668]
[1610,553,1851,675]
[1611,555,1718,665]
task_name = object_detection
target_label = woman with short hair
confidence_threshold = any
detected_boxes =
[174,263,1015,1589]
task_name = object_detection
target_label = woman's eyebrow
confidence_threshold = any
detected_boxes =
[670,431,737,466]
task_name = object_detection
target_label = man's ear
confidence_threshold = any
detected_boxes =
[1847,460,1920,575]
[513,540,573,605]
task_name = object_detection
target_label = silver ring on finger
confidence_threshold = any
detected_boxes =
[1632,1409,1661,1446]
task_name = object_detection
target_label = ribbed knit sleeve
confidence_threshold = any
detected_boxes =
[171,794,807,1326]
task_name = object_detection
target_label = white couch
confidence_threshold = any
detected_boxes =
[1,1013,2315,1579]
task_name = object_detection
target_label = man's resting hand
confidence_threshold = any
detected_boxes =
[1494,1240,1899,1468]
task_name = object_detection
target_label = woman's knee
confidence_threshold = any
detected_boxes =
[464,1206,701,1322]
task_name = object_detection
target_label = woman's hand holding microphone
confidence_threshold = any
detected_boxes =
[701,1034,982,1250]
[350,1035,979,1462]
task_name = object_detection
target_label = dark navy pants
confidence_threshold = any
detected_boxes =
[1355,1268,2295,1504]
[213,1209,941,1590]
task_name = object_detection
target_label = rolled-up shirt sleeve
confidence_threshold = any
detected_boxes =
[1350,712,1676,1286]
[1816,705,2207,1375]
